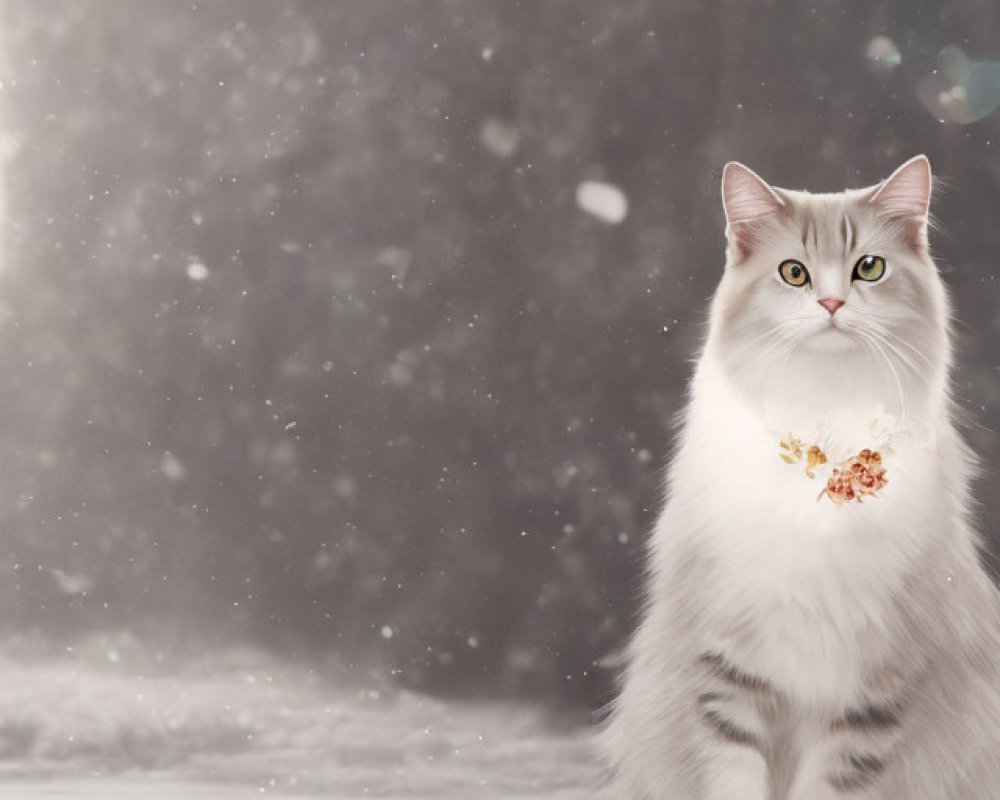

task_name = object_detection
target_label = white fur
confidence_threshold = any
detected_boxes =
[601,158,1000,799]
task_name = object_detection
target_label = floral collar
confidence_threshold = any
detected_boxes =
[779,435,887,504]
[776,410,927,505]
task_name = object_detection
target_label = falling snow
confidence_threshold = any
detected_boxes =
[575,181,628,225]
[186,261,209,281]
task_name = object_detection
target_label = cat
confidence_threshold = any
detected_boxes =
[600,156,1000,799]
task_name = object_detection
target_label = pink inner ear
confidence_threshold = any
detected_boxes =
[722,162,784,226]
[869,156,932,220]
[729,222,758,259]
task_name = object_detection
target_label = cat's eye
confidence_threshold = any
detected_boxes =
[852,255,887,283]
[778,259,810,287]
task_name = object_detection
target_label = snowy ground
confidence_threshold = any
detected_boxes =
[0,636,604,799]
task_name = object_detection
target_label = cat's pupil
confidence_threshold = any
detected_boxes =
[791,265,801,278]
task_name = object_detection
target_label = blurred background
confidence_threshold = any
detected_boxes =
[1,1,999,796]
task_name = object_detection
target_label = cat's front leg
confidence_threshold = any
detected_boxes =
[787,700,901,800]
[694,652,772,800]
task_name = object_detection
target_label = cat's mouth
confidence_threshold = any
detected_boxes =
[807,318,857,351]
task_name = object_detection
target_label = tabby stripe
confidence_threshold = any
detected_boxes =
[842,213,857,257]
[833,703,900,731]
[828,751,886,792]
[698,652,771,693]
[699,706,759,747]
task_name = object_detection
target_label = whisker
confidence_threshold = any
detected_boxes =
[737,337,798,386]
[851,327,907,418]
[844,308,936,369]
[879,330,935,370]
[744,335,793,375]
[854,322,935,382]
[863,331,922,376]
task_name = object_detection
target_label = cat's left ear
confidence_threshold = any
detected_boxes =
[867,155,932,250]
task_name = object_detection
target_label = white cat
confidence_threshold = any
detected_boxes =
[601,157,1000,798]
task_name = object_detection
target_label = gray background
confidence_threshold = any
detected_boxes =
[2,1,999,714]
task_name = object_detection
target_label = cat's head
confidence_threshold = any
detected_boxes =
[708,157,950,421]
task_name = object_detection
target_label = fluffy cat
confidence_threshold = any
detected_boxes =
[601,156,1000,798]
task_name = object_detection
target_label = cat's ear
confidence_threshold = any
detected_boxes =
[722,162,784,259]
[867,155,932,250]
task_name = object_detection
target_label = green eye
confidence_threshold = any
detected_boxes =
[778,259,810,287]
[853,255,886,283]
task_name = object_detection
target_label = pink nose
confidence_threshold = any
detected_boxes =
[818,297,844,316]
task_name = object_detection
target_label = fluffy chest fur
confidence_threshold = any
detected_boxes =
[661,359,951,707]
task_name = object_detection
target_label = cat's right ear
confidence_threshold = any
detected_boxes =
[722,162,784,260]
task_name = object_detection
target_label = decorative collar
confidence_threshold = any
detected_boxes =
[776,410,928,505]
[779,435,887,504]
